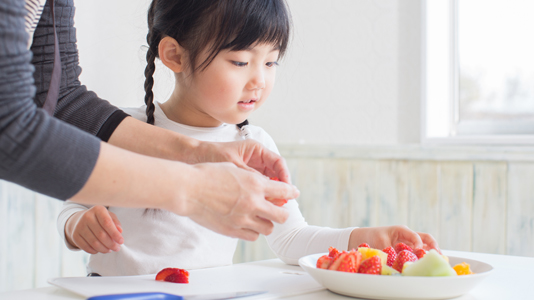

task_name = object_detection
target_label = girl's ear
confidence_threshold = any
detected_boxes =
[158,37,185,73]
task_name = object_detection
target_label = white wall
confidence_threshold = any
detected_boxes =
[74,0,422,145]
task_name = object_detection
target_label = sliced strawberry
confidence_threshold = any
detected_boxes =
[413,248,427,259]
[358,243,370,248]
[328,246,340,259]
[382,246,397,267]
[328,252,349,271]
[392,250,418,272]
[337,250,362,273]
[394,242,413,254]
[155,268,189,283]
[358,256,382,275]
[316,255,333,269]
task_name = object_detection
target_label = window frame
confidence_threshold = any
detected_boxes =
[421,0,534,145]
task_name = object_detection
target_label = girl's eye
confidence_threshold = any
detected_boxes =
[266,61,279,68]
[231,61,248,67]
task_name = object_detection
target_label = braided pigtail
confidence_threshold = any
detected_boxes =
[144,0,159,125]
[144,45,157,125]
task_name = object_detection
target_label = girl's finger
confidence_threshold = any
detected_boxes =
[397,227,423,249]
[418,232,441,253]
[85,226,113,253]
[74,234,98,254]
[96,210,123,249]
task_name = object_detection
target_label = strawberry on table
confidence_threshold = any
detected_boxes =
[392,250,418,273]
[413,248,427,259]
[358,256,382,275]
[394,242,413,254]
[382,246,397,267]
[155,268,189,283]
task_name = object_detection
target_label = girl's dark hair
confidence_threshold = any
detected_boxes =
[144,0,292,125]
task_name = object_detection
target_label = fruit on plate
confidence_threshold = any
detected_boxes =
[358,243,370,248]
[155,268,189,283]
[328,250,362,273]
[413,248,427,259]
[316,246,344,269]
[381,264,400,275]
[392,250,418,272]
[453,262,474,275]
[382,246,396,267]
[358,256,381,275]
[394,242,413,254]
[268,177,288,206]
[317,245,473,277]
[358,247,388,268]
[402,250,457,277]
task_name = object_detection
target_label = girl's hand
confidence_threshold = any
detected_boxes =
[348,226,441,253]
[65,206,124,254]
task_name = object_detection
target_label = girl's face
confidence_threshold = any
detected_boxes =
[170,43,280,127]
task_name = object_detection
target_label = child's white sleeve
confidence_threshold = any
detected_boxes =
[265,200,355,265]
[251,127,355,265]
[56,200,92,251]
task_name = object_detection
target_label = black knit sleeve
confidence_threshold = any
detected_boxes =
[31,0,126,139]
[0,0,100,200]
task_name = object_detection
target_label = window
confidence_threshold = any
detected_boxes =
[423,0,534,144]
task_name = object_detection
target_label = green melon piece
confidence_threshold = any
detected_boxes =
[402,250,457,277]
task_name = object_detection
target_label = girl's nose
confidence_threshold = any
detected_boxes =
[247,69,265,90]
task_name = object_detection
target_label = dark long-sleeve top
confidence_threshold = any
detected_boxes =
[0,0,128,200]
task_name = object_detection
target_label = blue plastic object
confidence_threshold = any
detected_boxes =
[87,292,183,300]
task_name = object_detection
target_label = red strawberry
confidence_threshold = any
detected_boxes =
[328,246,340,259]
[394,242,413,254]
[413,248,427,259]
[316,255,333,269]
[268,177,288,206]
[328,252,348,271]
[357,256,382,275]
[382,246,397,267]
[392,250,418,272]
[358,243,370,248]
[337,250,362,273]
[155,268,189,283]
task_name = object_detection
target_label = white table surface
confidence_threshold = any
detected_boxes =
[1,250,533,300]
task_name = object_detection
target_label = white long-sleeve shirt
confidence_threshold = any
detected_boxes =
[57,102,354,276]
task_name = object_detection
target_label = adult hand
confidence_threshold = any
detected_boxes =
[194,139,292,184]
[65,205,124,254]
[177,162,300,241]
[347,225,440,253]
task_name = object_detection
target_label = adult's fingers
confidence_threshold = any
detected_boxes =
[263,179,299,202]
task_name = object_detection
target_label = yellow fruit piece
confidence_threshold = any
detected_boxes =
[453,262,474,275]
[358,247,388,268]
[381,265,400,275]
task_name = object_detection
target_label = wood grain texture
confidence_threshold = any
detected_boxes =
[472,162,507,254]
[438,162,473,251]
[507,162,534,257]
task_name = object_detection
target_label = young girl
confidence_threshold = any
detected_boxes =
[58,0,439,276]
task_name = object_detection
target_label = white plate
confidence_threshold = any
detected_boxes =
[298,253,493,300]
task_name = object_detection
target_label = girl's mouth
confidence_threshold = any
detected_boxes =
[238,99,257,110]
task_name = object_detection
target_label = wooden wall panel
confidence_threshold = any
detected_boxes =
[406,161,440,241]
[507,162,534,257]
[376,160,409,226]
[472,162,507,254]
[438,162,473,251]
[347,160,378,227]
